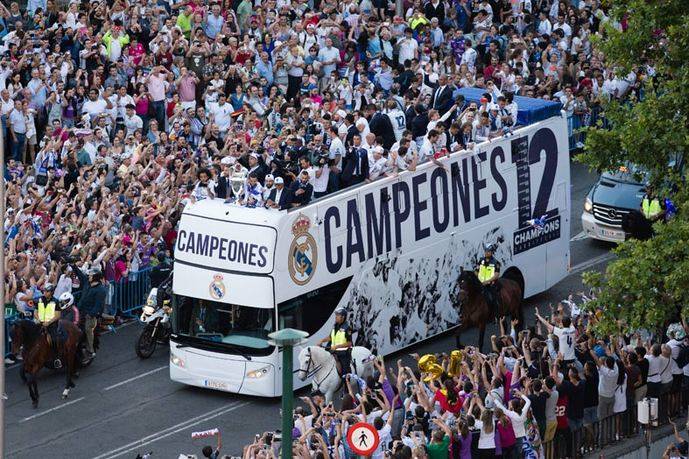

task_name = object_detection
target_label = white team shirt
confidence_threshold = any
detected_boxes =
[554,325,576,361]
[387,109,406,141]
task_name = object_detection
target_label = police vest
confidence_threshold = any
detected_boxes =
[37,300,57,323]
[478,262,496,283]
[642,198,661,219]
[331,326,349,350]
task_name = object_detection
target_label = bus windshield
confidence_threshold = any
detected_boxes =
[172,295,274,353]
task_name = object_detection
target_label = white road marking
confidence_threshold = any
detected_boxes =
[570,252,614,274]
[570,230,588,242]
[93,401,251,459]
[104,365,167,391]
[19,397,85,423]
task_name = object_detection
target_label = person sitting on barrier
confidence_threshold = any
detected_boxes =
[73,266,108,358]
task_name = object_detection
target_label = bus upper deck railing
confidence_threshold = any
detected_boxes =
[4,268,152,357]
[288,112,584,213]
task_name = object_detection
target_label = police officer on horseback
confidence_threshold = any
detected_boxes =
[58,292,80,326]
[34,283,62,367]
[318,307,353,377]
[476,243,501,318]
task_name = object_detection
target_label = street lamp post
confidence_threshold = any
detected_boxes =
[0,117,6,455]
[267,328,309,459]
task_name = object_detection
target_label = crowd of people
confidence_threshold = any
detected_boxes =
[0,0,640,308]
[240,297,689,459]
[0,0,670,455]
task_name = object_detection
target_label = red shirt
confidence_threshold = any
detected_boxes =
[556,393,569,429]
[435,389,463,415]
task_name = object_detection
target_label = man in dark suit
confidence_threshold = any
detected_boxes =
[265,177,291,210]
[341,133,370,187]
[367,105,396,150]
[246,152,269,184]
[214,158,234,199]
[343,114,358,147]
[446,122,462,152]
[431,74,454,115]
[287,171,313,208]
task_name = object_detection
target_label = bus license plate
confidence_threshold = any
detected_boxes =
[204,379,228,390]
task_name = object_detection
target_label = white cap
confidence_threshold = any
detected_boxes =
[220,156,234,165]
[250,152,259,159]
[265,174,275,181]
[275,177,284,184]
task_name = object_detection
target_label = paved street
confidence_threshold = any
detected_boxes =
[5,163,613,458]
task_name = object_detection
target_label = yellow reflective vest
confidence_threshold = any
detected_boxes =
[642,197,661,219]
[330,326,350,350]
[478,262,496,283]
[37,300,57,323]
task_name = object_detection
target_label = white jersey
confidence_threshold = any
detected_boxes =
[387,109,406,142]
[554,325,576,361]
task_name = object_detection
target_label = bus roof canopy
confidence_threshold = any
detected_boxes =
[455,87,562,125]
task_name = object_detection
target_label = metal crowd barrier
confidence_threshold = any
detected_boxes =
[110,268,152,316]
[4,268,152,357]
[542,389,684,458]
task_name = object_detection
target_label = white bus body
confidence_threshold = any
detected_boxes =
[170,113,571,397]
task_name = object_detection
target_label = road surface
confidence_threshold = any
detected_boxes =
[5,163,611,458]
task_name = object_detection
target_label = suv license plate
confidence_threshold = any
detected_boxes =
[601,229,623,239]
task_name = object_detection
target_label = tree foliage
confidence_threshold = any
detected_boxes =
[577,0,689,336]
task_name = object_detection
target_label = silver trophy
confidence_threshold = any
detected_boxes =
[229,176,245,203]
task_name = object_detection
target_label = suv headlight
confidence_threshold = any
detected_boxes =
[584,197,593,213]
[246,366,270,379]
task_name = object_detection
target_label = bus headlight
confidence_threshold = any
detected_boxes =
[170,353,186,368]
[246,366,270,379]
[584,197,593,213]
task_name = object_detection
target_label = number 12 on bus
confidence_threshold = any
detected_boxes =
[169,111,570,397]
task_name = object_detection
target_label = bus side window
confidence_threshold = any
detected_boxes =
[277,277,352,335]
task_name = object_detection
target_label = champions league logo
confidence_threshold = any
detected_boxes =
[288,214,318,286]
[209,274,226,300]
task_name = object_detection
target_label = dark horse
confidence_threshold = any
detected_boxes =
[454,269,523,352]
[11,319,82,408]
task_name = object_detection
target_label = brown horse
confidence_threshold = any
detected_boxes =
[454,269,523,352]
[12,319,82,408]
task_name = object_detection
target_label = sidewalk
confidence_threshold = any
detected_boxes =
[584,417,686,459]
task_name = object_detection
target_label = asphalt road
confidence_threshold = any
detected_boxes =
[5,162,614,458]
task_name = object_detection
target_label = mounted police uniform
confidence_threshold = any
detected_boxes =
[476,254,501,315]
[329,321,353,376]
[36,296,62,363]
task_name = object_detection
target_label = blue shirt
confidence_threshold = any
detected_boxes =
[27,79,48,108]
[204,14,224,39]
[27,0,47,15]
[255,58,274,86]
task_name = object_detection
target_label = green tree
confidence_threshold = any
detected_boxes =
[577,0,689,336]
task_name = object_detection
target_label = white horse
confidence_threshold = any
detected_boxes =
[296,346,374,404]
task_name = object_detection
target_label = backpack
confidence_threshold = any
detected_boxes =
[675,343,689,369]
